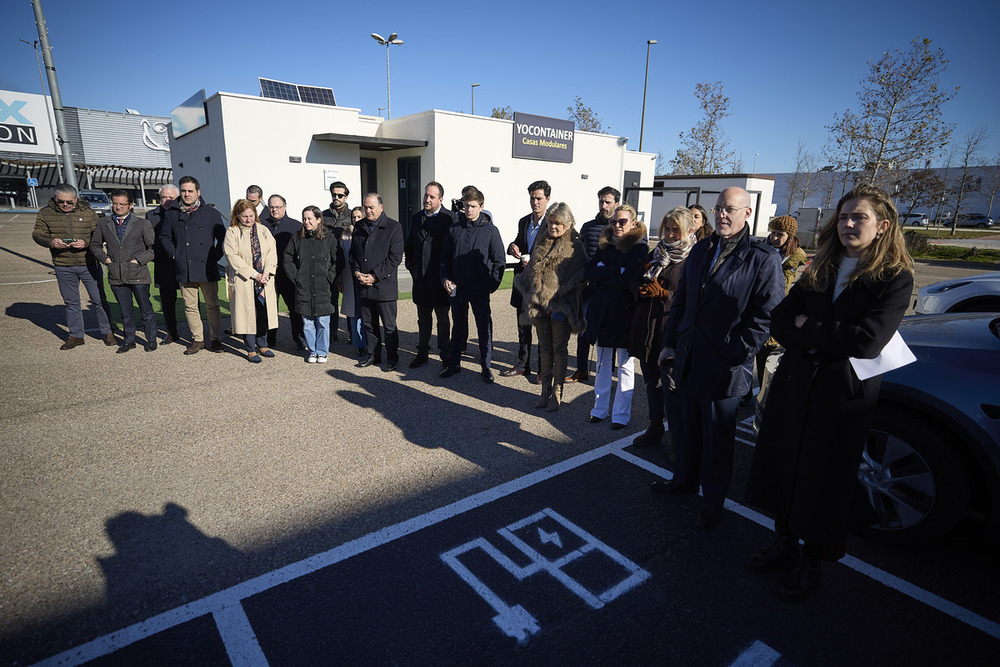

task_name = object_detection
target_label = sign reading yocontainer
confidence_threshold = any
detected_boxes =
[0,89,56,155]
[512,112,574,163]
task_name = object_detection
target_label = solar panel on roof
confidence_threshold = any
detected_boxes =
[297,85,336,106]
[258,77,337,107]
[259,77,300,102]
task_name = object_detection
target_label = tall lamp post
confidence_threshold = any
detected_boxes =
[471,83,480,115]
[371,32,403,119]
[639,39,657,152]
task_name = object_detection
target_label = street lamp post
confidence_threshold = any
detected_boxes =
[753,152,759,173]
[471,83,480,115]
[371,32,403,119]
[20,38,62,179]
[639,39,657,153]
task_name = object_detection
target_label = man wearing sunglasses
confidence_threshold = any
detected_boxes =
[32,183,116,350]
[323,181,353,340]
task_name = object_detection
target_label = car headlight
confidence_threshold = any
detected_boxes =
[928,281,972,294]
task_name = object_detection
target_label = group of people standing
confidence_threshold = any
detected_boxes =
[34,176,914,603]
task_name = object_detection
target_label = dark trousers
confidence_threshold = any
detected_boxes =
[110,283,157,345]
[331,284,341,338]
[673,391,740,509]
[639,357,680,433]
[514,302,533,372]
[449,295,492,369]
[243,297,270,352]
[360,298,398,363]
[159,286,179,337]
[774,516,847,561]
[535,315,570,386]
[416,303,450,360]
[270,274,304,347]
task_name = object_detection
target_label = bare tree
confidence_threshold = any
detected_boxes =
[669,81,734,174]
[824,110,862,197]
[827,38,956,190]
[728,152,745,174]
[981,153,1000,219]
[819,170,839,208]
[490,106,513,120]
[897,168,946,224]
[786,140,819,214]
[655,151,667,175]
[948,125,989,235]
[567,96,607,133]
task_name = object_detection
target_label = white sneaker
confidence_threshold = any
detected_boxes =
[317,355,328,363]
[307,354,318,363]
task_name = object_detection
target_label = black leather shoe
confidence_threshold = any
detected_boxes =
[384,361,398,372]
[356,353,374,368]
[695,504,724,529]
[440,366,461,378]
[611,422,627,430]
[116,342,136,354]
[409,354,429,369]
[633,429,664,447]
[650,479,697,495]
[744,535,801,572]
[145,341,158,352]
[210,339,224,352]
[482,368,495,383]
[778,556,821,602]
[588,416,604,424]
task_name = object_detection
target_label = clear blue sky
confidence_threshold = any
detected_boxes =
[2,0,997,173]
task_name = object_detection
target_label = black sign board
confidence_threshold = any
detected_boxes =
[512,112,574,163]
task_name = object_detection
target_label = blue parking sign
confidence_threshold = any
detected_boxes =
[26,178,38,187]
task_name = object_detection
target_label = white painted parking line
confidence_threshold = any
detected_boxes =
[34,435,1000,665]
[213,603,268,667]
[0,279,56,285]
[441,508,650,642]
[729,640,781,666]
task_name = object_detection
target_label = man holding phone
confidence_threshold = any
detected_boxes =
[32,183,116,350]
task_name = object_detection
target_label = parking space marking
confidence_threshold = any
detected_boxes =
[441,508,650,642]
[36,436,1000,665]
[729,640,781,666]
[0,279,56,285]
[213,604,268,667]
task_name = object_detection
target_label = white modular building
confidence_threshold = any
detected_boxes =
[168,90,656,249]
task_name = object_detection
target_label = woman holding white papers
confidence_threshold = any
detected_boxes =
[744,184,914,602]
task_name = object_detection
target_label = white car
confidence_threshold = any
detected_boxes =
[915,271,1000,314]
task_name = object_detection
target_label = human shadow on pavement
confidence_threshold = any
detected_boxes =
[98,502,248,608]
[327,368,578,472]
[6,301,75,340]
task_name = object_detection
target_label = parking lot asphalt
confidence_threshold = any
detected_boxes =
[2,210,998,665]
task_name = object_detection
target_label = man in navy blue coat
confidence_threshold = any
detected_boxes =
[160,175,227,355]
[350,193,404,371]
[653,187,784,528]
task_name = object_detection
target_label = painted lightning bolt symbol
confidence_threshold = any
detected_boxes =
[537,527,562,549]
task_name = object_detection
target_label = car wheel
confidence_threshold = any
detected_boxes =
[977,223,987,228]
[851,409,971,545]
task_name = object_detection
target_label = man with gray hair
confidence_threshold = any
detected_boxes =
[147,183,181,343]
[32,183,116,349]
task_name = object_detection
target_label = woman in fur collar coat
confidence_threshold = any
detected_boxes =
[513,202,588,411]
[584,204,649,428]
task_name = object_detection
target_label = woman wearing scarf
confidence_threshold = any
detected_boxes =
[629,207,696,451]
[225,199,278,363]
[513,202,588,411]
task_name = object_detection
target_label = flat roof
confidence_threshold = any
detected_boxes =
[312,133,427,151]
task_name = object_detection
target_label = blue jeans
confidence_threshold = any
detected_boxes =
[56,265,111,338]
[303,315,331,356]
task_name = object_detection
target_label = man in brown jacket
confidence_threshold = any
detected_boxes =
[32,183,116,350]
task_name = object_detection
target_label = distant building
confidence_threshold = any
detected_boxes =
[0,87,173,208]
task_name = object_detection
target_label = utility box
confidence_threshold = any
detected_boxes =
[793,207,828,249]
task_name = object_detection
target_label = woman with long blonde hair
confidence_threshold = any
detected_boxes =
[744,183,914,601]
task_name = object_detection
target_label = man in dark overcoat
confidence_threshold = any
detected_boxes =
[147,184,180,343]
[350,193,404,371]
[263,194,304,349]
[502,180,550,381]
[405,181,455,368]
[654,187,784,528]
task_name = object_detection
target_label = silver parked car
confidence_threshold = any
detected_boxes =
[915,271,1000,314]
[79,189,112,217]
[756,314,1000,545]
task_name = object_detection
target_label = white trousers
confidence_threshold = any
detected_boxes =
[590,346,635,424]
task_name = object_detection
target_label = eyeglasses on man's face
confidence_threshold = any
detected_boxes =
[712,206,748,215]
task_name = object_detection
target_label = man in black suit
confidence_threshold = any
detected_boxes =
[351,193,404,371]
[147,183,180,343]
[405,181,455,368]
[501,180,550,381]
[263,194,304,349]
[652,186,784,529]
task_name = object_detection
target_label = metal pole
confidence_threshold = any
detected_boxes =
[471,83,480,115]
[639,40,656,153]
[385,43,391,119]
[31,0,76,188]
[21,39,62,179]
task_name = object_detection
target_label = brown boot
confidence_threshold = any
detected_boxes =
[547,383,563,412]
[535,380,552,409]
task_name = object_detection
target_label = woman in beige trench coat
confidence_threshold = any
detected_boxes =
[225,199,278,362]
